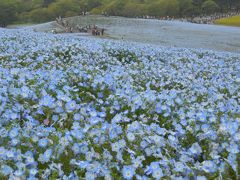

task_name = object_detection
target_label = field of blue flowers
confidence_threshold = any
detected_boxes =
[0,28,240,179]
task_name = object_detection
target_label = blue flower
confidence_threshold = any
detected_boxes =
[55,106,64,113]
[29,168,38,176]
[9,127,19,139]
[1,165,13,176]
[78,161,90,169]
[52,115,59,122]
[196,176,207,180]
[127,132,136,142]
[14,169,24,177]
[72,143,80,154]
[65,100,77,112]
[40,95,55,108]
[201,160,217,173]
[227,153,237,171]
[11,138,19,146]
[71,129,84,140]
[122,166,135,179]
[197,112,207,122]
[189,142,202,155]
[140,140,148,149]
[10,113,18,120]
[42,149,52,163]
[73,113,81,121]
[109,129,118,140]
[228,142,239,154]
[150,162,160,170]
[79,143,88,154]
[174,162,185,172]
[27,176,38,180]
[152,168,163,179]
[85,171,96,180]
[38,138,48,148]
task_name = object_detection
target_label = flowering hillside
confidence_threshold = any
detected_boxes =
[0,29,240,179]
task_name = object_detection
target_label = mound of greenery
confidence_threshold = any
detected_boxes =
[1,0,240,26]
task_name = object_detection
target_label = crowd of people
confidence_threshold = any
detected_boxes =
[182,11,240,24]
[136,11,240,24]
[55,16,105,36]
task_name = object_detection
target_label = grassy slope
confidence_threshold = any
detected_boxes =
[215,16,240,27]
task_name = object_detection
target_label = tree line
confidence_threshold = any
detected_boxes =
[0,0,240,27]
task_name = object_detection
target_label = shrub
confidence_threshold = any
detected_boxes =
[202,0,220,14]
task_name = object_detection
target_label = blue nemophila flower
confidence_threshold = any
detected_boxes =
[111,141,121,152]
[1,165,13,176]
[71,129,84,140]
[150,162,160,170]
[29,168,38,176]
[11,138,19,146]
[72,143,80,154]
[77,161,90,169]
[228,141,239,154]
[174,162,186,173]
[234,132,240,142]
[10,113,18,120]
[145,161,161,175]
[109,129,118,140]
[196,176,207,180]
[9,127,19,139]
[197,112,207,122]
[55,106,64,113]
[201,160,217,173]
[40,95,55,108]
[79,143,89,154]
[14,169,24,177]
[27,176,38,180]
[85,172,96,180]
[52,115,59,122]
[89,110,98,117]
[128,121,141,132]
[38,138,48,148]
[127,132,136,142]
[65,100,77,112]
[73,113,81,121]
[140,140,148,149]
[155,102,162,114]
[25,152,35,165]
[189,142,202,155]
[122,166,135,179]
[227,153,237,171]
[42,149,52,162]
[152,168,163,179]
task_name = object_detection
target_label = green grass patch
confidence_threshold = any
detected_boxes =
[215,16,240,27]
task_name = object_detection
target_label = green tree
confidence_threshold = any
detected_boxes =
[202,0,220,14]
[123,3,147,17]
[178,0,194,16]
[84,0,102,11]
[104,0,127,16]
[28,8,51,22]
[148,0,179,17]
[0,0,17,27]
[43,0,55,7]
[47,0,81,18]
